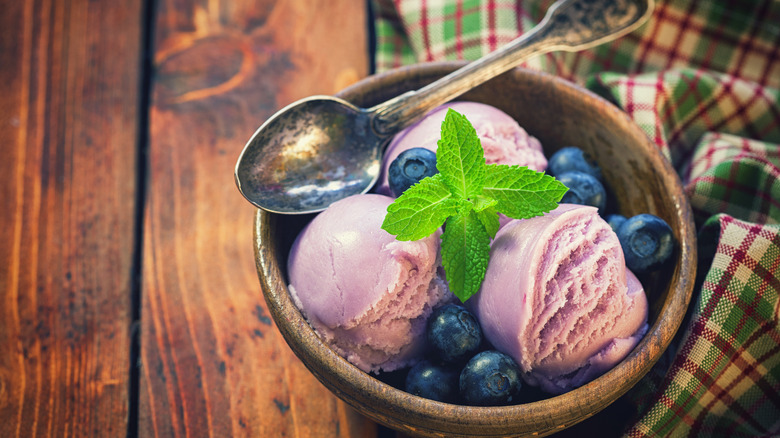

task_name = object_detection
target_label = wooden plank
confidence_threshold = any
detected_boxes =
[139,0,374,436]
[0,0,141,436]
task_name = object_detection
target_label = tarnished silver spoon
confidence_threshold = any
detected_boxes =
[235,0,653,214]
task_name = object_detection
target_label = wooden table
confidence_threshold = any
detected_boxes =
[0,1,633,436]
[1,0,380,435]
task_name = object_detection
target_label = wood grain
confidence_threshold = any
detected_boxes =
[0,0,141,436]
[139,0,374,436]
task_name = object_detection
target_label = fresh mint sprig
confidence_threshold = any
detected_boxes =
[381,108,567,302]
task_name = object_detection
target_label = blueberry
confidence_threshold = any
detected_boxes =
[427,304,483,364]
[388,147,438,197]
[547,146,602,181]
[616,213,675,273]
[459,350,522,406]
[557,171,607,211]
[405,360,460,403]
[605,214,627,232]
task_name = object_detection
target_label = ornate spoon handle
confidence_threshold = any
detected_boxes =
[370,0,654,136]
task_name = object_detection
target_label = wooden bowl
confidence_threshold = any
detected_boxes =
[254,62,696,437]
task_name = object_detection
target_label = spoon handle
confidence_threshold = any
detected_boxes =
[369,0,653,136]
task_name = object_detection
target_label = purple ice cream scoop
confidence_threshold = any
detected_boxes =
[469,204,649,394]
[376,101,547,196]
[287,194,453,373]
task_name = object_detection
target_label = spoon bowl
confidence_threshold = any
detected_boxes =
[235,96,384,214]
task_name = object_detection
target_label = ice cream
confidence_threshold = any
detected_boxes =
[468,204,648,394]
[286,103,650,396]
[287,193,452,373]
[376,101,547,196]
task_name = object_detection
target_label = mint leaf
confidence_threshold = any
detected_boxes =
[440,210,491,302]
[381,108,567,303]
[471,195,500,238]
[482,164,567,219]
[437,109,486,199]
[382,174,461,241]
[470,195,497,212]
[476,206,500,239]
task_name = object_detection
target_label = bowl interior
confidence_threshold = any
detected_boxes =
[255,62,696,437]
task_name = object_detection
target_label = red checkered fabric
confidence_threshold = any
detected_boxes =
[373,0,780,436]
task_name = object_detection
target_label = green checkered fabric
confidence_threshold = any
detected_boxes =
[373,0,780,436]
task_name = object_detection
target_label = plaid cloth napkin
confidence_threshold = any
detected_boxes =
[372,1,780,436]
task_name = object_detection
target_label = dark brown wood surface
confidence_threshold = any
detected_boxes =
[0,0,141,436]
[139,0,373,437]
[0,0,376,436]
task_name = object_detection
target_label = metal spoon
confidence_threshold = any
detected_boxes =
[235,0,653,214]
